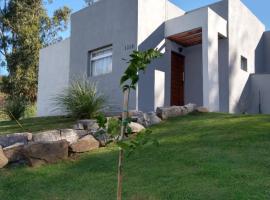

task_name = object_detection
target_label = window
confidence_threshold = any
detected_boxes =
[241,56,248,72]
[89,46,112,77]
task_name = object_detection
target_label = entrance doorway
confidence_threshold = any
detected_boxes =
[171,52,185,106]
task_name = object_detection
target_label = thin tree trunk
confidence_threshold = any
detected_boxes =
[117,89,129,200]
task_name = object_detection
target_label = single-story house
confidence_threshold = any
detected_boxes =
[37,0,270,116]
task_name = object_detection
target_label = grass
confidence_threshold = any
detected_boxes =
[1,113,270,199]
[0,116,76,135]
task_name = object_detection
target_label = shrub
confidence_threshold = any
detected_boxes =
[3,97,27,120]
[107,117,121,136]
[95,113,107,129]
[54,78,106,119]
[24,103,37,119]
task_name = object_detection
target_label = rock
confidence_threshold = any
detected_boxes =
[74,130,89,139]
[129,122,145,133]
[77,120,99,131]
[93,129,113,147]
[128,110,144,122]
[3,143,25,163]
[184,103,197,113]
[23,140,69,167]
[0,146,8,168]
[0,132,32,148]
[156,104,196,120]
[33,130,61,143]
[59,129,79,144]
[143,112,162,127]
[73,123,84,130]
[69,135,100,153]
[196,106,209,113]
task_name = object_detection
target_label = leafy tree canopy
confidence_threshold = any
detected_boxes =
[0,0,71,102]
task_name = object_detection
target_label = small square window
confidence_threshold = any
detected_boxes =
[88,46,112,77]
[241,56,248,72]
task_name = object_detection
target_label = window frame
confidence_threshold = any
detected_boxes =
[88,45,113,77]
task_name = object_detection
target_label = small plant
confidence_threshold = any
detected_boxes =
[107,118,121,136]
[117,49,162,200]
[54,78,106,119]
[95,113,107,129]
[4,97,27,120]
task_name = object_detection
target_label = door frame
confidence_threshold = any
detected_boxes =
[170,51,185,106]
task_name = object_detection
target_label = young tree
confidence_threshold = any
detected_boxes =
[117,49,161,200]
[0,0,71,102]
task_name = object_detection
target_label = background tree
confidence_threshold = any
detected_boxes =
[0,0,71,103]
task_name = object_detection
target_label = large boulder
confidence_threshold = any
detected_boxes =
[0,146,8,168]
[143,112,162,127]
[196,106,209,113]
[128,110,145,122]
[3,143,25,163]
[69,135,100,153]
[23,140,69,167]
[33,129,87,144]
[129,122,145,133]
[0,132,32,148]
[93,129,113,147]
[33,130,61,143]
[76,120,99,131]
[156,103,196,120]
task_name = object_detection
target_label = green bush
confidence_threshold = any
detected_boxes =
[24,103,37,119]
[54,78,106,119]
[107,117,121,136]
[3,97,27,120]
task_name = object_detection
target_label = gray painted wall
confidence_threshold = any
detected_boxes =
[137,0,185,112]
[69,0,138,112]
[249,74,270,114]
[37,39,70,116]
[227,0,265,113]
[264,31,270,72]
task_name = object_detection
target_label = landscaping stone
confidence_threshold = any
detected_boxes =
[33,130,61,143]
[156,104,196,120]
[129,122,145,133]
[196,106,209,113]
[23,140,69,167]
[128,110,145,122]
[93,129,113,147]
[69,135,100,153]
[184,103,197,113]
[0,132,32,148]
[77,119,99,131]
[0,146,8,168]
[3,143,25,163]
[143,112,162,127]
[59,129,79,144]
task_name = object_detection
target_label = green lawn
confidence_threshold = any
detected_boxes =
[0,116,75,135]
[1,113,270,200]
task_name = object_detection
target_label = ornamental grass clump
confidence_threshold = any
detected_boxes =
[54,78,106,119]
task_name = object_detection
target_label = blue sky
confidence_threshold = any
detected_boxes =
[1,0,269,75]
[47,0,270,39]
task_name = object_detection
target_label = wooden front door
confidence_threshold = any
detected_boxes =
[171,52,185,106]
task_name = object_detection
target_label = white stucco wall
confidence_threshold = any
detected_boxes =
[228,0,266,113]
[37,39,70,117]
[137,0,185,112]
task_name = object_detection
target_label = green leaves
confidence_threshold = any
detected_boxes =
[120,49,162,91]
[116,129,159,157]
[54,78,106,119]
[0,0,71,102]
[95,113,107,129]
